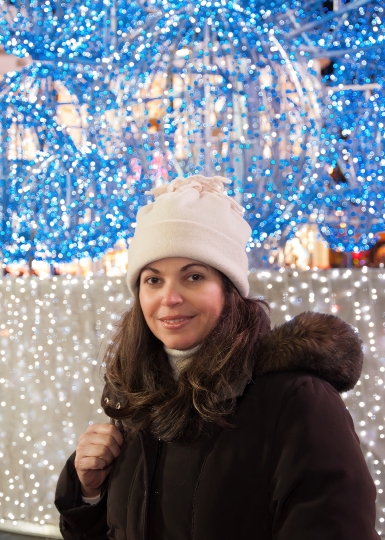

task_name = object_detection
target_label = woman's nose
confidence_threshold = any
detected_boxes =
[161,284,183,306]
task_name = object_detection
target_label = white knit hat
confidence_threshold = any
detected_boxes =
[126,175,251,296]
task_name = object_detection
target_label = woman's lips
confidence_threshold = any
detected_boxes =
[159,316,194,330]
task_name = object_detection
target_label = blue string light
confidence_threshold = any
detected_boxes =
[1,0,385,263]
[0,64,151,263]
[271,0,385,87]
[0,0,148,64]
[105,1,323,252]
[313,88,385,252]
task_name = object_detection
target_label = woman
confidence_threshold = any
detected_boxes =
[55,175,379,540]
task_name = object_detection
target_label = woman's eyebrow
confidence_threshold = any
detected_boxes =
[180,263,208,272]
[141,266,160,274]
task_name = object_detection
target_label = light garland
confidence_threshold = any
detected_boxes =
[0,273,131,535]
[2,0,385,262]
[0,0,147,65]
[270,0,385,87]
[247,0,385,254]
[0,63,152,263]
[102,1,323,255]
[0,4,384,535]
[0,269,384,535]
[1,0,324,263]
[314,88,385,252]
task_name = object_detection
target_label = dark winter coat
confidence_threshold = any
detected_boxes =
[55,312,380,540]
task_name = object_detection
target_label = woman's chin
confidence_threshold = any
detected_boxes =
[162,337,198,351]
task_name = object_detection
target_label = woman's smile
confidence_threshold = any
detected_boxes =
[159,316,195,330]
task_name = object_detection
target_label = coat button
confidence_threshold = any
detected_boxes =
[154,488,159,495]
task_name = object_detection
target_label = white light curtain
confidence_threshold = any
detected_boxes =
[0,269,384,536]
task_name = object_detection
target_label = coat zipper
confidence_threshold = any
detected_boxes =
[153,438,163,495]
[144,437,163,540]
[157,438,163,459]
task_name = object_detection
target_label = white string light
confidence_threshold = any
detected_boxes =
[0,268,384,535]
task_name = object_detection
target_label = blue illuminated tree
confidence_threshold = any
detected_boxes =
[1,0,385,263]
[0,64,151,263]
[313,88,385,252]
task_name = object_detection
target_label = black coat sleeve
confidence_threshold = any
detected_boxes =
[269,375,380,540]
[54,452,109,540]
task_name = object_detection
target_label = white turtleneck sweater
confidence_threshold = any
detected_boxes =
[164,344,248,396]
[163,344,201,380]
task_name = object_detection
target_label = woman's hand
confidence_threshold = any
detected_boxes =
[74,423,124,498]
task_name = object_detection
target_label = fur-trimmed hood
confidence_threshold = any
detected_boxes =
[256,311,363,392]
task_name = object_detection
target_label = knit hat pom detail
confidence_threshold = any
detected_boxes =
[147,175,245,217]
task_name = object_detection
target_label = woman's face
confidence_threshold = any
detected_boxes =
[139,257,225,350]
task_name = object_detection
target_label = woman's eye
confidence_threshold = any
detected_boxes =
[145,277,160,285]
[188,274,203,282]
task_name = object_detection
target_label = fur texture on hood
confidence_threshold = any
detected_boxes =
[256,311,363,392]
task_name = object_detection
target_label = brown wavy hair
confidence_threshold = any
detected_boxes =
[102,274,271,441]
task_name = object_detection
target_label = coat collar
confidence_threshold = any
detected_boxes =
[256,311,363,392]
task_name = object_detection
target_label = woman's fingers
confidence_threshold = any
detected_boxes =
[79,466,113,495]
[73,423,124,494]
[77,434,122,460]
[74,423,124,487]
[75,455,110,472]
[84,423,124,445]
